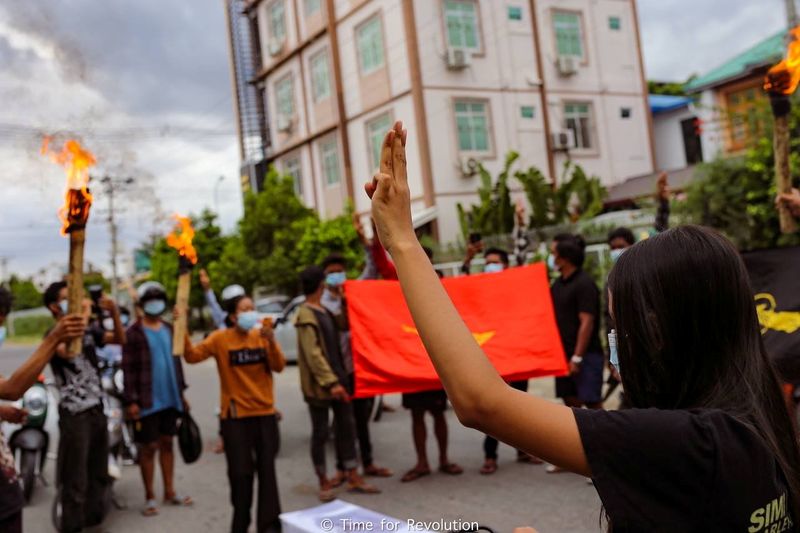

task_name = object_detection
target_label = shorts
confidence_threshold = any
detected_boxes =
[402,390,447,412]
[555,351,604,404]
[134,408,180,444]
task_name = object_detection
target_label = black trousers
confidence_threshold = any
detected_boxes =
[351,397,374,468]
[221,415,281,533]
[57,405,109,533]
[0,510,22,533]
[483,380,529,460]
[308,400,358,477]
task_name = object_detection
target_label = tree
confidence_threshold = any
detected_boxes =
[8,275,42,311]
[456,151,519,240]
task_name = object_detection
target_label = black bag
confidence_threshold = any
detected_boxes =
[177,412,202,464]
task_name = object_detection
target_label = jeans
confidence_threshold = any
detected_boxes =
[57,405,109,533]
[308,400,358,477]
[483,380,529,460]
[221,415,281,533]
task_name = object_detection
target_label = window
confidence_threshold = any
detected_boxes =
[445,0,480,50]
[320,138,341,186]
[620,107,631,119]
[455,101,490,152]
[367,113,393,170]
[275,76,294,117]
[520,105,535,119]
[508,6,523,21]
[553,11,583,58]
[356,16,385,75]
[725,85,766,151]
[268,0,286,42]
[564,103,593,150]
[310,50,331,102]
[305,0,322,15]
[285,157,302,195]
[608,16,621,31]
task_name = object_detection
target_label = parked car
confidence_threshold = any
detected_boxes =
[273,296,305,363]
[255,295,290,324]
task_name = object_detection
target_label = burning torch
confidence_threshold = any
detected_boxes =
[42,138,96,357]
[764,26,800,234]
[166,215,198,357]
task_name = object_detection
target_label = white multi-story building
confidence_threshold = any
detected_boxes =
[227,0,654,242]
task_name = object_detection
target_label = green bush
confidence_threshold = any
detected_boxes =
[10,314,54,339]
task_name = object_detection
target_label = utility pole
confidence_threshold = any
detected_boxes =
[0,256,9,285]
[787,0,799,28]
[98,175,135,302]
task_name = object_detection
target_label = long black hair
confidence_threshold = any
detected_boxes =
[608,225,800,518]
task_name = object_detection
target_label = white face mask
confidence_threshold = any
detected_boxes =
[0,326,6,348]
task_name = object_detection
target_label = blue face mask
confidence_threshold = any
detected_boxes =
[143,299,166,317]
[59,300,69,315]
[326,272,347,287]
[236,311,260,331]
[610,248,626,263]
[0,326,6,348]
[608,329,619,373]
[547,254,559,272]
[484,263,504,274]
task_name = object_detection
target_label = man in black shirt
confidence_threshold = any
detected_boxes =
[549,235,604,411]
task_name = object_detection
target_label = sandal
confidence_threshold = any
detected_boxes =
[479,459,498,475]
[330,472,347,488]
[517,454,544,465]
[363,465,393,477]
[546,464,566,474]
[400,467,431,482]
[142,499,159,517]
[438,463,464,476]
[319,488,336,502]
[165,493,193,506]
[348,481,381,494]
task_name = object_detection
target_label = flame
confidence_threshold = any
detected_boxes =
[765,26,800,95]
[166,214,198,265]
[41,137,96,234]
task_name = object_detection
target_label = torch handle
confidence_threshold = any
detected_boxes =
[67,229,86,358]
[774,114,799,234]
[173,273,191,356]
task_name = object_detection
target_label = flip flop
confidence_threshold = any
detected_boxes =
[330,473,347,488]
[517,454,544,465]
[400,468,431,482]
[142,499,159,517]
[546,464,565,474]
[438,463,464,476]
[165,494,193,506]
[319,488,336,502]
[479,460,498,475]
[363,465,393,478]
[348,482,381,494]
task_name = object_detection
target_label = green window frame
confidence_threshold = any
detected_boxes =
[553,11,583,58]
[564,102,593,150]
[455,101,490,153]
[520,105,535,119]
[356,16,385,75]
[320,138,341,186]
[275,76,294,117]
[445,0,480,50]
[608,16,621,31]
[268,0,286,42]
[285,157,303,196]
[305,0,322,15]
[508,6,523,21]
[367,113,393,170]
[310,50,331,102]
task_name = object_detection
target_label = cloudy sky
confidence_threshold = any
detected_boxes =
[0,0,791,279]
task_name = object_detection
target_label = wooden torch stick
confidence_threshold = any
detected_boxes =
[774,112,798,234]
[172,266,191,356]
[67,228,86,357]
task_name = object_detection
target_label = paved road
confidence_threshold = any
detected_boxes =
[0,342,603,533]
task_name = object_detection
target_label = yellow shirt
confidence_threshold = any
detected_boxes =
[185,328,285,419]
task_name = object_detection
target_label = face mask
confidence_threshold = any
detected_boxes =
[143,299,166,317]
[103,318,115,331]
[236,311,260,331]
[59,300,69,315]
[0,326,6,348]
[484,263,504,274]
[608,329,619,373]
[610,248,626,263]
[547,254,559,272]
[120,314,130,327]
[326,272,347,287]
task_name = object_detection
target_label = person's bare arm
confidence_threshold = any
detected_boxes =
[570,312,595,373]
[366,122,589,476]
[0,315,85,400]
[100,296,126,345]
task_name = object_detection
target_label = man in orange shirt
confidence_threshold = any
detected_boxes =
[182,291,285,533]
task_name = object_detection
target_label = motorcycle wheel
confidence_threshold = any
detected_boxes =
[51,486,62,532]
[19,449,37,503]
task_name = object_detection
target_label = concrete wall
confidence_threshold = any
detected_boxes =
[652,106,696,171]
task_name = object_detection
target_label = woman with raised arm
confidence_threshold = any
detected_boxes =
[366,121,800,532]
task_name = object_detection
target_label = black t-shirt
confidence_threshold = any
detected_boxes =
[311,308,349,385]
[551,269,602,356]
[574,407,797,532]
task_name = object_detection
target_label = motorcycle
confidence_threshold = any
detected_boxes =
[7,376,52,503]
[98,354,138,472]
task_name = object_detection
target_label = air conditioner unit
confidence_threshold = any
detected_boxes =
[446,47,472,70]
[556,55,579,76]
[268,38,285,57]
[276,115,293,133]
[550,130,576,150]
[459,157,479,177]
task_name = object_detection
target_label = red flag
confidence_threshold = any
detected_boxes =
[346,263,568,398]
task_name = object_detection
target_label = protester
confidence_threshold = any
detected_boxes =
[0,288,84,533]
[182,289,285,533]
[122,282,192,517]
[366,120,800,531]
[44,281,125,533]
[320,253,392,479]
[199,268,229,330]
[296,266,379,501]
